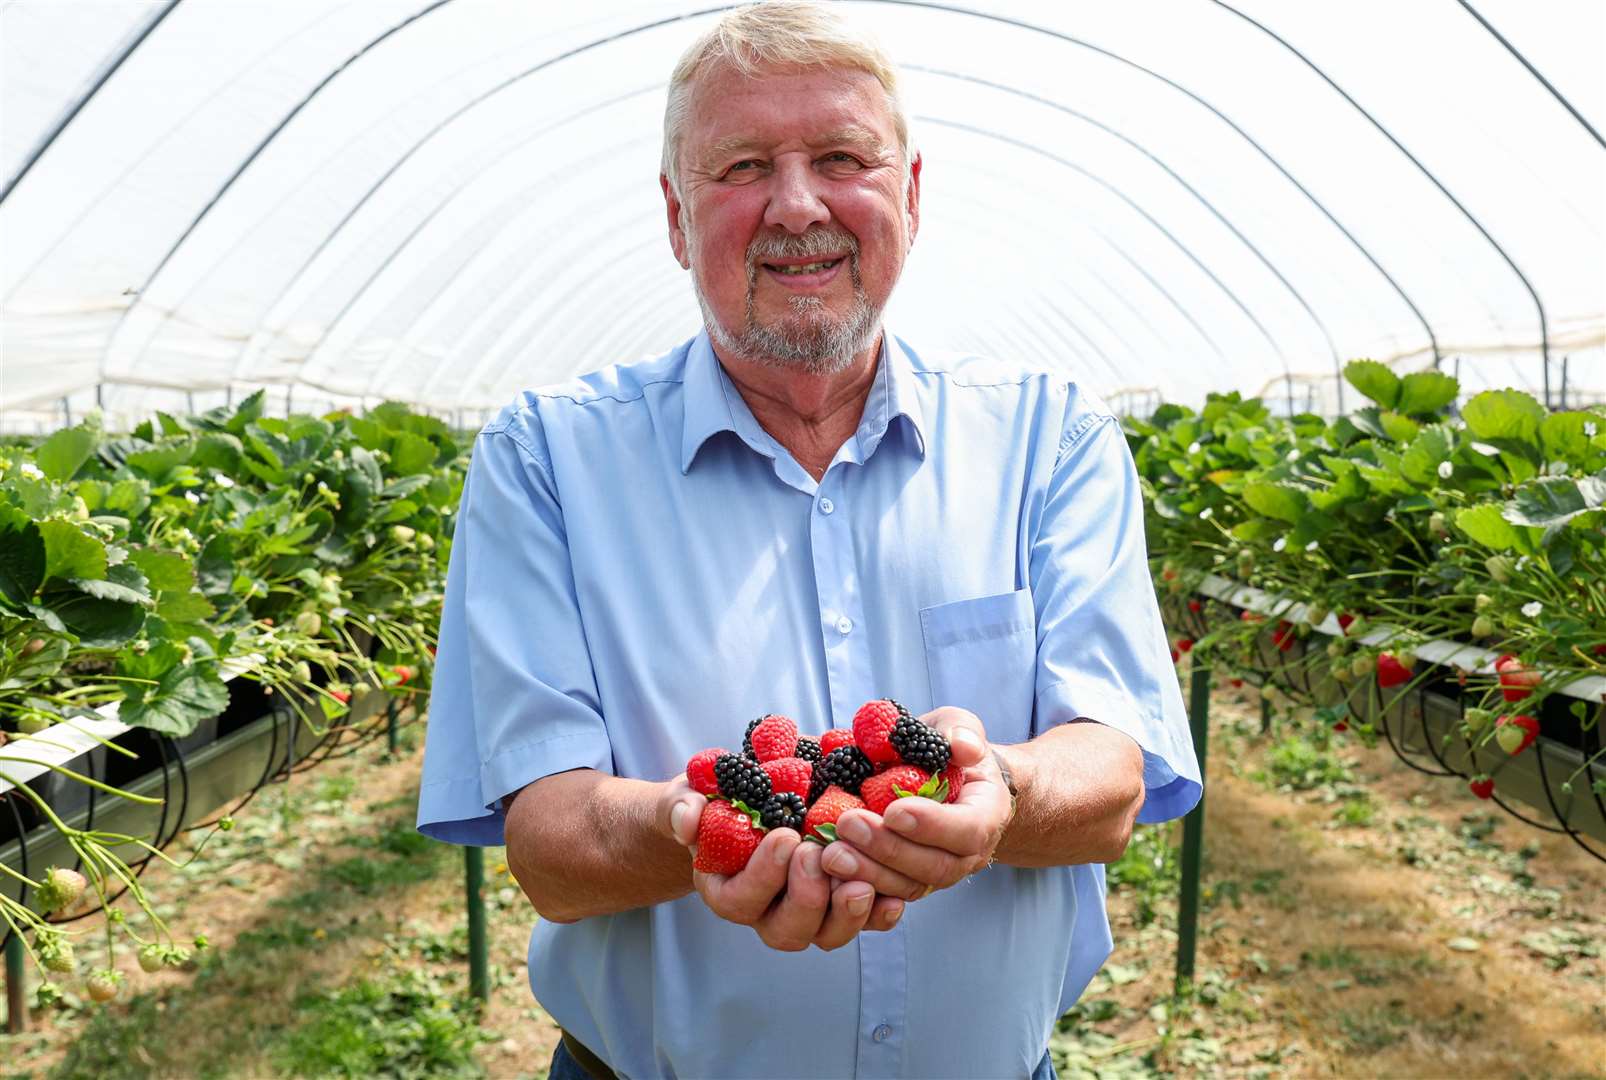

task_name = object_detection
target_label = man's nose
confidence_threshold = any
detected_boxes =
[763,156,830,234]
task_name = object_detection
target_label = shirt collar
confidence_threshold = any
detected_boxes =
[679,327,928,475]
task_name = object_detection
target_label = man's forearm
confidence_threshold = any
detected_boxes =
[992,721,1146,867]
[505,769,694,923]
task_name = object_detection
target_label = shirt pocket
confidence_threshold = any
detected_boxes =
[918,587,1037,744]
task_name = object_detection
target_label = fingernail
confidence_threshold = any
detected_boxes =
[885,809,914,834]
[847,891,872,915]
[837,816,871,846]
[825,848,859,876]
[884,901,904,926]
[803,845,824,879]
[774,836,795,866]
[954,729,983,754]
[670,802,687,839]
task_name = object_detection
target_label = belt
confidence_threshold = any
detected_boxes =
[561,1030,618,1080]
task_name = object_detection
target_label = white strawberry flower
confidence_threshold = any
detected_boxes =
[1273,536,1287,552]
[184,491,201,504]
[1199,507,1213,520]
[1437,461,1453,480]
[1585,421,1598,438]
[1286,449,1301,462]
[1521,601,1543,618]
[1305,541,1320,552]
[214,472,235,488]
[20,462,43,479]
[1187,441,1202,455]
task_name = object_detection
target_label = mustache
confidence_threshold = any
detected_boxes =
[746,230,859,272]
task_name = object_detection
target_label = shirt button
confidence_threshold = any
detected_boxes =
[818,497,834,514]
[836,616,853,635]
[873,1024,893,1042]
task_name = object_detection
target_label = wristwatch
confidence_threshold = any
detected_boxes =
[991,747,1018,799]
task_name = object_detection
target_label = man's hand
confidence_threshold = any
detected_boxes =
[819,707,1013,898]
[659,777,905,950]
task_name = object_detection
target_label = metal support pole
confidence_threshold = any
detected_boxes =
[1175,662,1212,995]
[465,846,489,1001]
[1260,693,1273,734]
[385,700,398,755]
[5,931,26,1033]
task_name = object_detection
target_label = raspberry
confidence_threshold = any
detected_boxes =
[760,792,806,832]
[794,737,822,763]
[684,748,726,796]
[803,786,865,843]
[889,714,951,773]
[760,757,813,800]
[860,765,932,814]
[852,699,909,766]
[694,800,765,874]
[749,714,799,762]
[819,728,856,755]
[714,753,772,806]
[808,745,873,804]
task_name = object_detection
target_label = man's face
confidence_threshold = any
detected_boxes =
[662,64,921,374]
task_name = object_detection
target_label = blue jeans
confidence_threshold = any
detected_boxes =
[549,1039,1058,1079]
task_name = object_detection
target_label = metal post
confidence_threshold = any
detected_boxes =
[464,846,489,1001]
[1175,663,1211,995]
[5,931,26,1033]
[1260,693,1273,734]
[385,700,398,755]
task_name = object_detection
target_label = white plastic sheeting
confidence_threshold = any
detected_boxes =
[2,0,1602,431]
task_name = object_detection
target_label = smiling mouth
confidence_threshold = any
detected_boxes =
[762,257,844,275]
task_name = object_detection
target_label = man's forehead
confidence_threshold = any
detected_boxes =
[702,124,888,160]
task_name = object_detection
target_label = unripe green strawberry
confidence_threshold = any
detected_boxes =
[293,611,321,636]
[138,945,165,974]
[1428,511,1448,536]
[36,867,86,913]
[1494,714,1539,755]
[17,714,51,735]
[37,932,73,974]
[1305,603,1330,627]
[391,525,416,544]
[1485,555,1514,584]
[418,533,435,550]
[293,660,312,682]
[85,970,122,1003]
[1472,615,1495,638]
[1474,593,1494,612]
[1351,654,1375,678]
[1463,707,1495,732]
[1326,639,1347,659]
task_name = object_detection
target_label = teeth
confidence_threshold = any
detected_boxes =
[773,259,839,275]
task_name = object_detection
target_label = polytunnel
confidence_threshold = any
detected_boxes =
[1,0,1602,432]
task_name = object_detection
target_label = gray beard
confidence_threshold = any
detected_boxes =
[690,238,885,376]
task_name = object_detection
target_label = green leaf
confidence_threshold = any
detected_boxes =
[37,519,107,583]
[119,656,231,737]
[50,590,146,647]
[190,432,243,474]
[1462,389,1544,445]
[226,390,266,435]
[0,637,70,689]
[1379,411,1420,443]
[1456,503,1524,551]
[388,431,438,476]
[1540,412,1593,463]
[1503,474,1606,528]
[1400,425,1454,486]
[156,411,190,437]
[0,504,46,605]
[1348,407,1389,441]
[34,426,97,482]
[1395,371,1459,416]
[1230,519,1281,541]
[125,442,194,480]
[1344,360,1400,409]
[127,548,195,592]
[156,590,215,623]
[71,561,152,606]
[1242,482,1306,524]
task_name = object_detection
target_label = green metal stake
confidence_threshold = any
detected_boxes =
[465,846,489,1002]
[1175,662,1212,996]
[1260,692,1272,734]
[385,700,399,755]
[5,930,26,1034]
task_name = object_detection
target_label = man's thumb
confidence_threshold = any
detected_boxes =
[949,725,987,766]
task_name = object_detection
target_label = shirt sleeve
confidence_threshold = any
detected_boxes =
[1030,400,1202,824]
[416,419,614,846]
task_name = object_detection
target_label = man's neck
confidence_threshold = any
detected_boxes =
[712,333,883,481]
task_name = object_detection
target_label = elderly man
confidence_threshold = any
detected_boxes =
[418,3,1200,1077]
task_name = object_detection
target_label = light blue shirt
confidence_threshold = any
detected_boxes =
[417,329,1201,1079]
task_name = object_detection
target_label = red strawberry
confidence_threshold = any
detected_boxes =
[748,714,799,762]
[1230,678,1244,688]
[803,786,865,843]
[852,699,906,766]
[1468,776,1495,800]
[1272,621,1296,652]
[693,800,765,874]
[685,748,726,796]
[331,690,351,704]
[1494,714,1539,755]
[939,761,965,804]
[760,756,813,800]
[1170,647,1181,664]
[1337,613,1359,635]
[1187,600,1202,614]
[1496,655,1540,702]
[1239,610,1263,623]
[860,765,933,814]
[393,665,414,686]
[1333,721,1349,733]
[1376,653,1412,688]
[1176,638,1194,654]
[819,728,855,755]
[1593,643,1606,657]
[1161,567,1178,581]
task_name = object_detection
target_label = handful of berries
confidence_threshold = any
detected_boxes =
[685,699,965,874]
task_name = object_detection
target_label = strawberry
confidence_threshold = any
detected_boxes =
[1494,714,1539,755]
[939,761,965,804]
[1463,707,1495,732]
[1170,647,1180,664]
[852,699,910,766]
[1468,776,1495,800]
[684,748,726,796]
[860,765,934,814]
[138,945,166,974]
[331,689,351,704]
[1271,621,1296,652]
[803,786,865,843]
[85,970,122,1003]
[36,867,86,914]
[693,800,765,874]
[1332,720,1349,733]
[1161,567,1178,581]
[1496,655,1540,702]
[760,756,813,800]
[1376,653,1412,688]
[1230,678,1244,688]
[392,665,414,686]
[748,714,799,762]
[1337,613,1361,636]
[819,728,856,755]
[1176,638,1194,654]
[1471,615,1495,638]
[1593,643,1606,656]
[1239,610,1263,623]
[1187,599,1202,614]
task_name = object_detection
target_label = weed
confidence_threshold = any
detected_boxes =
[1256,734,1351,791]
[1108,824,1180,927]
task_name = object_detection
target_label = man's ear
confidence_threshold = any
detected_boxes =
[904,152,922,249]
[662,173,690,269]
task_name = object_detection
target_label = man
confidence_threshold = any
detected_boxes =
[417,3,1200,1077]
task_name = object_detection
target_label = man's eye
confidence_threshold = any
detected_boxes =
[824,152,860,164]
[727,160,759,173]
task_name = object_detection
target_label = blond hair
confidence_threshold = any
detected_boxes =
[661,1,913,195]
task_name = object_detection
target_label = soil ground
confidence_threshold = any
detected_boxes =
[2,676,1601,1079]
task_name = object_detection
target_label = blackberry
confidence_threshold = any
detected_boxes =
[807,745,873,804]
[794,737,822,763]
[889,715,951,773]
[740,715,766,759]
[759,792,806,832]
[714,752,772,806]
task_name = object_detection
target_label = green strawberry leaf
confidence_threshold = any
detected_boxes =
[1395,371,1459,416]
[1400,425,1454,487]
[119,654,231,736]
[1462,389,1544,446]
[1344,360,1401,409]
[127,548,194,592]
[1242,481,1306,524]
[1455,503,1527,552]
[0,505,47,606]
[71,562,152,607]
[37,519,107,584]
[1504,474,1606,528]
[810,823,838,844]
[35,426,97,482]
